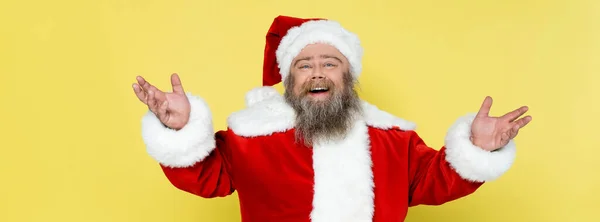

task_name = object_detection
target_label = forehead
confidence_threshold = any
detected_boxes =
[294,43,346,59]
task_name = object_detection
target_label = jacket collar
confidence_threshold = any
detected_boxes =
[227,86,416,137]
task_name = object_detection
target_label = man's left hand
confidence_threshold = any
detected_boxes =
[470,96,532,151]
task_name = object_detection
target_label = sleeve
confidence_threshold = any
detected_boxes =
[140,93,235,198]
[407,113,516,206]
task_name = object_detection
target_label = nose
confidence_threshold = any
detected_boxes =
[311,75,325,80]
[310,68,325,80]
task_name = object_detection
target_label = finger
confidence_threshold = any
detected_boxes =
[136,76,148,89]
[136,75,167,106]
[508,124,520,140]
[171,73,185,94]
[138,76,167,101]
[137,76,154,92]
[132,83,147,104]
[147,90,158,113]
[514,115,532,129]
[501,130,511,143]
[476,96,493,117]
[151,88,168,105]
[502,106,529,122]
[157,100,169,122]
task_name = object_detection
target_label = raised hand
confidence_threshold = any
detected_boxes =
[133,73,191,130]
[470,96,532,151]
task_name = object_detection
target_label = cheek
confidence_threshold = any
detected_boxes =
[330,73,346,88]
[293,79,306,94]
[293,85,302,95]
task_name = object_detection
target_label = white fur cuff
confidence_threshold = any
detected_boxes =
[444,114,517,182]
[141,93,216,168]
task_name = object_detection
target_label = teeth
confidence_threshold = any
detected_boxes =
[311,87,328,91]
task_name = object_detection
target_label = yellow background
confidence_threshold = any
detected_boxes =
[1,0,598,221]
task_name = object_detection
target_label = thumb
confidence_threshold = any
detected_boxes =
[171,73,185,94]
[476,96,493,117]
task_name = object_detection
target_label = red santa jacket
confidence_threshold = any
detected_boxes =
[140,86,516,222]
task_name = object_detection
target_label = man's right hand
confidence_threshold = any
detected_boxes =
[133,73,191,130]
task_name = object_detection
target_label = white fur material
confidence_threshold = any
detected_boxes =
[276,19,363,84]
[228,86,411,221]
[228,86,415,136]
[362,101,417,131]
[141,93,216,168]
[310,120,374,222]
[227,87,296,137]
[444,113,517,182]
[244,86,282,107]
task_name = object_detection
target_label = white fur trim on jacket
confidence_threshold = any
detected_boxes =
[276,19,363,84]
[310,119,374,222]
[227,86,416,136]
[141,93,216,168]
[362,101,417,131]
[227,87,296,137]
[444,113,517,182]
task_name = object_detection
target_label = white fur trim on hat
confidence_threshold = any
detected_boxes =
[275,19,363,83]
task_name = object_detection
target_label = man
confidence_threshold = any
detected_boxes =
[132,15,532,222]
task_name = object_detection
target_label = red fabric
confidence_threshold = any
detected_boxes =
[263,15,323,86]
[368,128,483,220]
[160,131,235,198]
[160,127,483,222]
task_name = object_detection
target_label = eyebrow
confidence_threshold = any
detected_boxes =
[293,56,312,67]
[320,54,343,63]
[293,54,344,67]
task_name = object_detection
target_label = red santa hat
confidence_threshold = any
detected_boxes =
[262,15,364,86]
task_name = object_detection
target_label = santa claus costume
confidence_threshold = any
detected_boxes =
[140,15,516,222]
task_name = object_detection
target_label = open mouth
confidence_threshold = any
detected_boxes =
[309,87,330,94]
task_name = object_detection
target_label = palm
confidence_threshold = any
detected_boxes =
[159,92,190,129]
[132,73,191,130]
[470,96,532,151]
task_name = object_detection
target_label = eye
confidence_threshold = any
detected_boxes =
[299,64,311,69]
[324,63,337,67]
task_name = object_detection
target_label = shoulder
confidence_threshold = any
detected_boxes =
[226,87,296,137]
[227,86,417,137]
[361,101,417,131]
